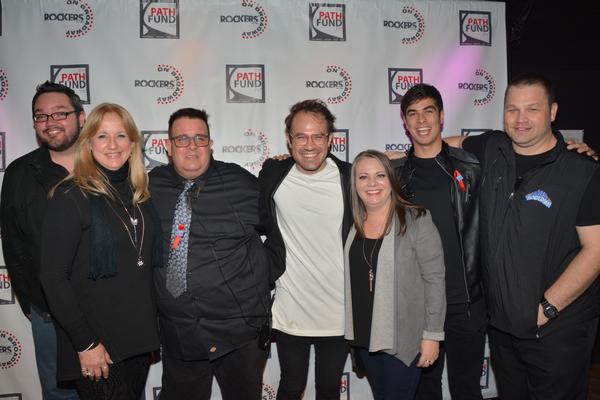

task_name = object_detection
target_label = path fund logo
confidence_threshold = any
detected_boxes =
[0,331,21,369]
[44,0,94,38]
[0,267,14,305]
[461,128,489,136]
[309,4,346,41]
[226,65,265,103]
[221,0,268,39]
[460,11,491,46]
[458,69,495,106]
[51,64,90,104]
[0,132,5,172]
[480,357,490,388]
[307,66,352,104]
[340,372,350,399]
[142,131,169,171]
[0,70,8,101]
[330,129,348,162]
[389,68,423,104]
[383,6,425,44]
[221,129,270,171]
[0,394,22,400]
[135,64,185,104]
[140,0,179,39]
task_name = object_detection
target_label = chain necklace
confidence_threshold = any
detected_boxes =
[362,237,378,292]
[105,196,145,267]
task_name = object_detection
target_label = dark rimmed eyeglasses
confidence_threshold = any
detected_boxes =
[32,110,77,123]
[171,135,210,148]
[288,133,330,146]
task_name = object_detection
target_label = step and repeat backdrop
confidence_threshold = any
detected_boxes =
[0,0,506,398]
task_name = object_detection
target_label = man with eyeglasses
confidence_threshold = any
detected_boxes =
[259,99,351,400]
[148,108,275,400]
[1,81,84,399]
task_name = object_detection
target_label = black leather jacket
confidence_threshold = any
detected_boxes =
[259,154,353,284]
[394,141,484,306]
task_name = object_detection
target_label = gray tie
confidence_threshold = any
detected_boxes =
[166,180,194,298]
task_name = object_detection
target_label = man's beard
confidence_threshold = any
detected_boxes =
[37,124,81,152]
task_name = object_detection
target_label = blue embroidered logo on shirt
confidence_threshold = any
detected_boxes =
[525,190,552,208]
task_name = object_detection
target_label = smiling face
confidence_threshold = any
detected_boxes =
[287,111,333,175]
[504,84,558,155]
[166,117,213,180]
[89,112,132,171]
[33,92,85,152]
[402,97,444,158]
[355,156,392,213]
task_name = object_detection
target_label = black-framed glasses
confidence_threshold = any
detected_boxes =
[171,135,210,148]
[288,133,330,146]
[32,110,77,123]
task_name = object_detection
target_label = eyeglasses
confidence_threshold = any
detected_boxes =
[171,135,210,148]
[32,110,77,123]
[289,133,330,146]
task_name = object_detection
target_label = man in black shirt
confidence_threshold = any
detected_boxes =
[149,108,273,400]
[447,73,600,399]
[1,82,84,399]
[393,84,486,400]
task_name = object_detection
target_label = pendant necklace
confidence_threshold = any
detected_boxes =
[105,196,145,267]
[362,237,378,292]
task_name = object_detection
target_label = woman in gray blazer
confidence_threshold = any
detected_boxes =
[344,150,446,399]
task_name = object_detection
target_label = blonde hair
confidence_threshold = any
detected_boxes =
[51,103,150,205]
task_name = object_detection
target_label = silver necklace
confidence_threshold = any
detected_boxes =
[105,197,145,267]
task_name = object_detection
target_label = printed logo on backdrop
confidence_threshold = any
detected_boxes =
[0,331,22,369]
[142,131,170,171]
[330,129,348,162]
[383,6,425,44]
[388,68,423,104]
[307,66,352,104]
[340,372,350,398]
[44,0,94,38]
[140,0,180,39]
[135,64,184,104]
[0,70,8,101]
[0,132,5,172]
[221,0,267,39]
[0,394,22,400]
[153,387,161,400]
[461,128,490,136]
[385,142,412,152]
[226,65,265,103]
[0,267,14,305]
[460,11,491,46]
[309,4,346,41]
[480,356,490,388]
[221,129,270,170]
[262,383,275,400]
[51,64,90,104]
[458,69,495,106]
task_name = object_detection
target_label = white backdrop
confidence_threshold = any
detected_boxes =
[0,0,505,398]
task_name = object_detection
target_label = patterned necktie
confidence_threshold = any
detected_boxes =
[166,179,194,299]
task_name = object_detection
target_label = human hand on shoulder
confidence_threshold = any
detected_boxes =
[270,154,291,161]
[567,140,598,161]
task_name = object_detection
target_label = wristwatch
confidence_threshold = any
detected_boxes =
[541,296,559,319]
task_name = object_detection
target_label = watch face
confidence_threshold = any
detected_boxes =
[544,304,558,319]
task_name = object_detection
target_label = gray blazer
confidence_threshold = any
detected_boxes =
[344,210,446,365]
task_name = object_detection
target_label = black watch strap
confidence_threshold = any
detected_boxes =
[541,296,559,319]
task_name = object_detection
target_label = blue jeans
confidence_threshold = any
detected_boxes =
[359,348,421,400]
[31,307,79,400]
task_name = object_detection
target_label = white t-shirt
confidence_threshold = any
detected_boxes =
[272,158,345,336]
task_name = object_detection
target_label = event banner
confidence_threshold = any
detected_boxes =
[0,0,505,398]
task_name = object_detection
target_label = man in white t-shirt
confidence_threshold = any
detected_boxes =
[259,99,352,400]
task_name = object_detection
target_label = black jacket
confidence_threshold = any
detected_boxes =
[394,141,484,306]
[259,154,353,283]
[479,129,600,339]
[1,146,68,316]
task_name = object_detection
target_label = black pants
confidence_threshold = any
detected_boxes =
[490,318,598,400]
[416,299,487,400]
[75,353,151,400]
[275,330,349,400]
[159,336,268,400]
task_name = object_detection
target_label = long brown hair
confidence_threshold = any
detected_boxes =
[351,150,425,239]
[51,103,150,205]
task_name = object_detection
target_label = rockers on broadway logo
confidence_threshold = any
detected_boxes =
[306,66,352,104]
[220,1,268,39]
[220,129,270,171]
[44,0,94,38]
[0,331,21,369]
[140,0,180,39]
[0,70,8,102]
[383,6,425,44]
[134,64,185,104]
[458,69,495,106]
